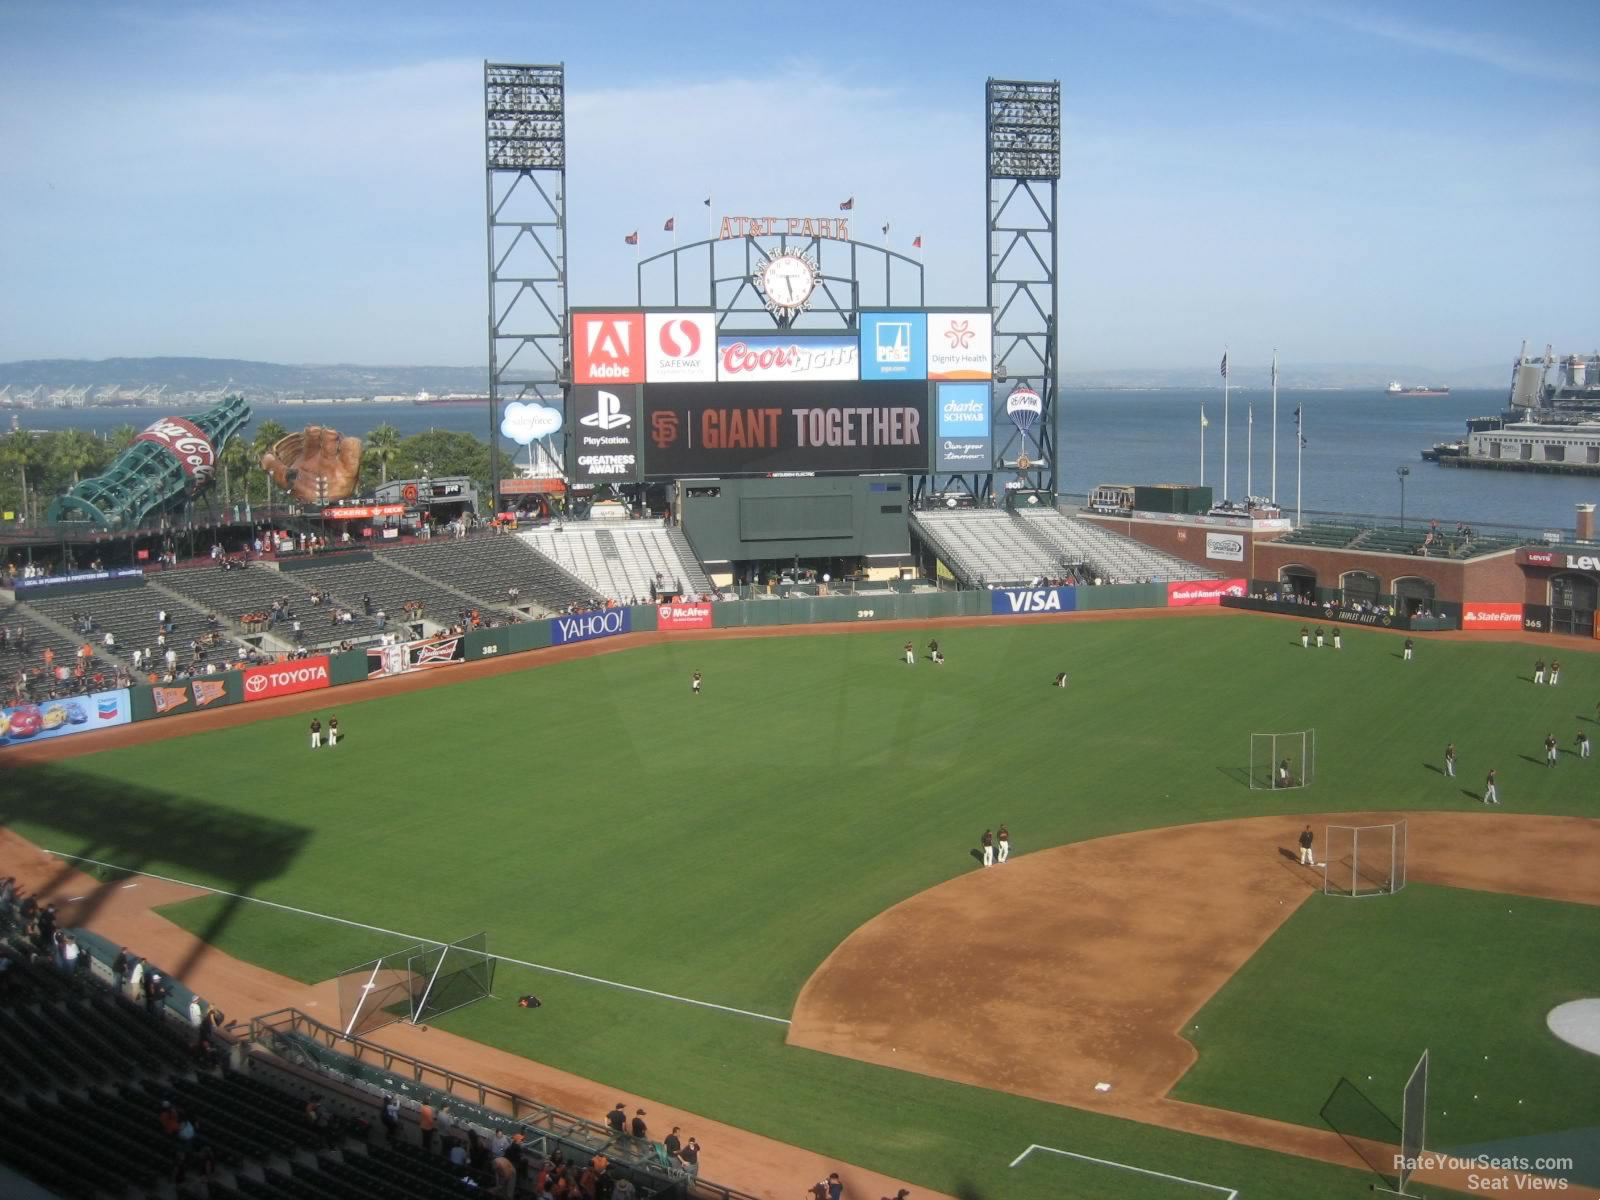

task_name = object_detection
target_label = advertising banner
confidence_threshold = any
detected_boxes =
[642,380,928,477]
[1,688,131,747]
[366,636,466,678]
[570,386,642,484]
[644,313,717,383]
[927,312,993,380]
[572,312,645,385]
[935,382,992,470]
[989,586,1077,615]
[1168,579,1247,606]
[1516,548,1556,566]
[321,504,405,520]
[657,602,713,629]
[550,607,633,645]
[1522,603,1551,634]
[1461,602,1524,630]
[149,677,235,718]
[13,567,143,592]
[716,335,858,383]
[241,656,331,701]
[859,313,927,381]
[1205,532,1245,562]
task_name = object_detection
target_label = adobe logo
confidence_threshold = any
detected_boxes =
[573,313,645,384]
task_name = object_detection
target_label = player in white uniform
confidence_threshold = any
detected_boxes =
[309,717,322,749]
[997,825,1010,863]
[904,642,915,666]
[691,671,702,696]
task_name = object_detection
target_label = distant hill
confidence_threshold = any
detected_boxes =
[0,355,1508,395]
[0,357,490,395]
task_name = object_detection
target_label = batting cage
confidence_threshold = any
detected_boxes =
[1323,820,1407,897]
[1249,729,1315,789]
[337,932,495,1037]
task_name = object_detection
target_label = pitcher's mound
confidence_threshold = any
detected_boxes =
[1547,999,1600,1057]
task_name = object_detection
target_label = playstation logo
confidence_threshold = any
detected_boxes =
[579,390,631,430]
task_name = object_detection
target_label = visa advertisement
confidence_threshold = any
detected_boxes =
[990,587,1078,615]
[1,688,131,747]
[858,313,927,381]
[936,382,992,470]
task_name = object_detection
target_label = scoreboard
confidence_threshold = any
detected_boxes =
[567,308,993,483]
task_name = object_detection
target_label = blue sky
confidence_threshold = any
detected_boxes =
[1,0,1595,370]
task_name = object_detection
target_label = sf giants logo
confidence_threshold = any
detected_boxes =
[651,411,680,449]
[573,313,644,383]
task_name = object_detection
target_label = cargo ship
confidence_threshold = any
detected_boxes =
[1386,382,1450,396]
[1418,343,1600,475]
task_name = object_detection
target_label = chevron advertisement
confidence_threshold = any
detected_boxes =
[989,586,1077,615]
[1,688,131,746]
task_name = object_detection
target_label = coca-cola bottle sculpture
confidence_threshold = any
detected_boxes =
[48,393,252,528]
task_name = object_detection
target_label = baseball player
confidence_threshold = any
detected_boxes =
[1578,731,1591,759]
[1544,732,1558,767]
[1298,824,1315,866]
[1300,626,1310,649]
[997,824,1010,864]
[1483,768,1499,805]
[1053,671,1068,688]
[1534,659,1546,685]
[1332,629,1342,650]
[980,829,994,867]
[1549,660,1561,687]
[1403,637,1414,661]
[903,641,915,667]
[328,716,339,747]
[1314,626,1325,649]
[691,671,702,696]
[309,717,322,750]
[1444,742,1456,777]
[1277,757,1292,788]
[927,639,943,665]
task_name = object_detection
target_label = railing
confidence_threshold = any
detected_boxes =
[249,1008,761,1200]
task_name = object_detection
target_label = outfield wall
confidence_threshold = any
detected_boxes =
[6,583,1227,748]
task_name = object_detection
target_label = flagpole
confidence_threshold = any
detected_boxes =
[1222,351,1230,502]
[706,197,713,240]
[1270,350,1279,504]
[1296,405,1304,526]
[1247,401,1253,500]
[1200,406,1206,486]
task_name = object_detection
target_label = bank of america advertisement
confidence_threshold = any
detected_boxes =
[935,382,992,470]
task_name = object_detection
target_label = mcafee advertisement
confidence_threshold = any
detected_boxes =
[241,657,331,701]
[1167,579,1247,607]
[657,602,713,629]
[1462,603,1524,630]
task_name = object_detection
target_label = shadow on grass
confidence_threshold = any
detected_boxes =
[0,762,311,981]
[1319,1075,1400,1189]
[1460,788,1487,802]
[1421,763,1443,775]
[953,1181,991,1200]
[1517,755,1544,767]
[1217,766,1251,787]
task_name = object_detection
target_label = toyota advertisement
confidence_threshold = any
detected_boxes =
[1,688,131,747]
[1167,579,1248,607]
[571,385,642,484]
[550,608,633,645]
[642,381,928,478]
[241,656,331,702]
[657,602,714,629]
[936,382,992,470]
[1462,603,1524,630]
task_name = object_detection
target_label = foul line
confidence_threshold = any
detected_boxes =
[43,850,791,1027]
[1009,1144,1239,1198]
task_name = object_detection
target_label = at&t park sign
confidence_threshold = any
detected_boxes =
[718,216,850,240]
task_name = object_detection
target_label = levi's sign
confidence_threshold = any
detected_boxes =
[550,607,633,645]
[241,657,330,701]
[990,586,1077,615]
[1565,553,1600,571]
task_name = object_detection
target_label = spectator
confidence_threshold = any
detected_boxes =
[419,1101,436,1152]
[679,1136,700,1178]
[381,1095,401,1146]
[492,1153,517,1199]
[630,1108,648,1143]
[605,1103,627,1135]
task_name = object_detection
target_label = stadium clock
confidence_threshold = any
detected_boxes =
[754,250,818,320]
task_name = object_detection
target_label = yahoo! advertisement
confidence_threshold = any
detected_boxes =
[550,608,633,646]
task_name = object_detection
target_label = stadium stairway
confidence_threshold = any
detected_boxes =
[376,535,601,616]
[1,601,120,675]
[1015,509,1221,583]
[520,521,712,604]
[909,509,1063,587]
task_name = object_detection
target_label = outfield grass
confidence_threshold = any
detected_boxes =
[1173,883,1600,1162]
[4,614,1594,1197]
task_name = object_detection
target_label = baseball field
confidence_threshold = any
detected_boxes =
[4,611,1598,1198]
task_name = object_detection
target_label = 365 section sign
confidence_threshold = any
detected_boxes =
[241,657,331,701]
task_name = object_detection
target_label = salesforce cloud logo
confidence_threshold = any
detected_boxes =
[500,402,564,446]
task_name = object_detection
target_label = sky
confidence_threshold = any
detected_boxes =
[1,0,1596,372]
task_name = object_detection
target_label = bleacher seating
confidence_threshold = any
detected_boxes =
[1018,509,1220,583]
[379,535,601,615]
[909,510,1065,586]
[289,558,475,630]
[0,605,114,676]
[519,522,713,604]
[153,563,325,643]
[1272,523,1529,560]
[19,580,178,664]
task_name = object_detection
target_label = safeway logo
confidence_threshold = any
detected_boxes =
[241,657,331,701]
[645,313,716,383]
[579,390,630,431]
[990,586,1077,615]
[572,313,645,384]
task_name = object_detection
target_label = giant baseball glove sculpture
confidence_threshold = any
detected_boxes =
[260,427,364,503]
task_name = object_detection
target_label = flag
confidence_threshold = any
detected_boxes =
[702,197,711,207]
[881,222,890,237]
[1294,405,1302,424]
[912,235,922,249]
[839,196,854,211]
[1200,407,1209,428]
[624,231,638,245]
[1219,352,1229,379]
[663,217,675,232]
[1271,354,1279,385]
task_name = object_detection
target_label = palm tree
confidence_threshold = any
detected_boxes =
[250,420,288,503]
[108,423,138,453]
[0,431,42,521]
[364,423,401,486]
[219,434,250,507]
[52,428,103,486]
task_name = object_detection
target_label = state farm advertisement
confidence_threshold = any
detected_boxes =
[241,656,331,702]
[1167,578,1247,607]
[1462,603,1524,630]
[716,335,858,383]
[572,312,645,385]
[642,380,928,477]
[645,313,716,383]
[657,602,713,629]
